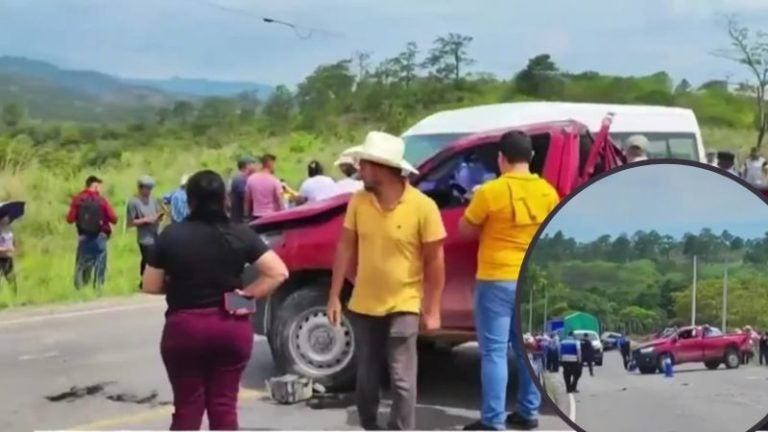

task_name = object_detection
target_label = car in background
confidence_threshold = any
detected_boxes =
[601,331,623,351]
[574,330,605,366]
[632,325,749,374]
[246,115,623,390]
[401,102,707,166]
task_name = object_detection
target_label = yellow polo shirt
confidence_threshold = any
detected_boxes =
[464,172,560,281]
[344,185,447,316]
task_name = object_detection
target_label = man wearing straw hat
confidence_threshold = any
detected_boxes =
[327,131,446,430]
[334,147,364,194]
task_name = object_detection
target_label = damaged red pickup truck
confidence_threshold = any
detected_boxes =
[245,115,625,389]
[632,325,751,374]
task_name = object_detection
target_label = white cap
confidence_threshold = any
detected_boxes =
[626,134,649,150]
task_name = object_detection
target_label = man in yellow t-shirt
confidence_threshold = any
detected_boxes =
[459,130,560,431]
[327,131,447,431]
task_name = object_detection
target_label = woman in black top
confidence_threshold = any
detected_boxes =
[142,170,288,431]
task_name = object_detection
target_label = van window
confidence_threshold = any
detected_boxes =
[610,132,698,161]
[403,133,469,167]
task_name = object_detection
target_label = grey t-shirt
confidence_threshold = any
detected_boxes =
[127,196,161,245]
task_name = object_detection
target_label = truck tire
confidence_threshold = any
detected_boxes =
[704,360,720,370]
[271,287,357,391]
[723,348,740,369]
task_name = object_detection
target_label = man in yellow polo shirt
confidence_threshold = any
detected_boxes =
[459,130,560,431]
[327,131,446,431]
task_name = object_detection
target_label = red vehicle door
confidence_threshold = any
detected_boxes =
[672,328,704,363]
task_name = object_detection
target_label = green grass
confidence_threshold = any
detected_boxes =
[0,132,355,309]
[0,125,761,309]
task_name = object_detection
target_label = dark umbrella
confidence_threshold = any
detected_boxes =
[0,201,25,223]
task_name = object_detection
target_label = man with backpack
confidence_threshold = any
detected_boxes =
[66,175,118,290]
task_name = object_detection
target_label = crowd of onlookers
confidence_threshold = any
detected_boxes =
[58,151,365,290]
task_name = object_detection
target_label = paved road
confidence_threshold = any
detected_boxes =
[0,296,571,431]
[542,350,768,432]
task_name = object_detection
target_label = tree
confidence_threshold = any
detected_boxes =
[263,85,294,130]
[675,79,692,94]
[514,54,566,99]
[422,33,475,83]
[171,101,195,124]
[713,18,768,148]
[392,42,420,87]
[1,102,24,128]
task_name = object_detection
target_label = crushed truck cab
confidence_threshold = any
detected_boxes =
[245,116,624,390]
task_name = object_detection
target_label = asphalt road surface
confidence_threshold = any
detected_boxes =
[543,350,768,432]
[0,296,571,431]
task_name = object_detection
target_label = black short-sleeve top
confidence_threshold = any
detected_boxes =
[147,220,269,310]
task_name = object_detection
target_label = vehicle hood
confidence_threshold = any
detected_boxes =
[634,338,668,351]
[250,193,352,230]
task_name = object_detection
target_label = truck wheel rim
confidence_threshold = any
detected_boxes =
[726,352,739,367]
[289,307,354,376]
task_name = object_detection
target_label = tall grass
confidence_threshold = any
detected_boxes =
[0,132,353,309]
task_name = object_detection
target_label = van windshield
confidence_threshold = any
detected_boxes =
[403,133,469,167]
[610,132,699,161]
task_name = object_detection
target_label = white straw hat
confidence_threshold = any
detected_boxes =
[349,132,418,175]
[334,146,361,167]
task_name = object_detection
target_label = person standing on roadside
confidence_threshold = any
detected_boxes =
[163,174,190,224]
[127,175,163,285]
[334,151,364,195]
[244,154,283,221]
[760,331,768,366]
[296,160,338,205]
[742,147,766,185]
[619,334,632,370]
[0,207,17,292]
[625,135,649,163]
[228,156,257,223]
[459,130,559,431]
[66,175,118,290]
[141,170,289,431]
[327,131,446,431]
[559,332,583,394]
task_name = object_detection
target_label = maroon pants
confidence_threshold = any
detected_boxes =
[160,308,253,431]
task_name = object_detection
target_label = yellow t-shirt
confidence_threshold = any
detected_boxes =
[463,172,560,281]
[344,185,447,316]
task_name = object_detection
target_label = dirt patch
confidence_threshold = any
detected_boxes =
[45,382,171,407]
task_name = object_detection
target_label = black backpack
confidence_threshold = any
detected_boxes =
[77,196,104,235]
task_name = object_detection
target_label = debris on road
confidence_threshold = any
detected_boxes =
[45,381,116,402]
[266,374,314,404]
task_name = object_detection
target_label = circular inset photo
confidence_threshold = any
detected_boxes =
[516,161,768,432]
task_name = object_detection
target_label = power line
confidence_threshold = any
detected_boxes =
[196,0,344,40]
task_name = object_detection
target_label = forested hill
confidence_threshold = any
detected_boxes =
[521,229,768,336]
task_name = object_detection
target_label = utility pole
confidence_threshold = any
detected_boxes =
[722,263,729,331]
[528,285,534,334]
[691,255,697,326]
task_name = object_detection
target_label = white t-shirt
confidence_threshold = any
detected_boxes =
[298,175,338,203]
[743,157,766,184]
[335,177,364,195]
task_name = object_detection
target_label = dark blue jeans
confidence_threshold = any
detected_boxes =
[474,280,541,428]
[74,234,107,289]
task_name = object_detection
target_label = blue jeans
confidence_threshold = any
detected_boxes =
[474,280,541,428]
[75,234,108,289]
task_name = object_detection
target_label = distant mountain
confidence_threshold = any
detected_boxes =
[123,77,274,98]
[0,56,274,123]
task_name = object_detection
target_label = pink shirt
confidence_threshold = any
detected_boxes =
[245,172,283,217]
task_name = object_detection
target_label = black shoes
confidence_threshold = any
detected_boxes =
[506,412,539,430]
[463,420,501,431]
[463,413,539,431]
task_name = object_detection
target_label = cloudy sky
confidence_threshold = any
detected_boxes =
[543,163,768,242]
[0,0,767,86]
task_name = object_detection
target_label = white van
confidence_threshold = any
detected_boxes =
[401,102,706,166]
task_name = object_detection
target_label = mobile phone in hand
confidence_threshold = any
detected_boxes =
[224,292,256,313]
